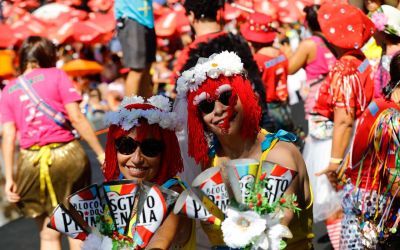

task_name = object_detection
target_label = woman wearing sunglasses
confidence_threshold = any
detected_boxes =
[174,51,313,249]
[102,95,193,249]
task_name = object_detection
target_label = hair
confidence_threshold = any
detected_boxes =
[181,33,268,126]
[383,51,400,98]
[183,0,225,21]
[103,113,184,184]
[89,87,102,100]
[186,74,261,168]
[303,5,321,32]
[19,36,57,73]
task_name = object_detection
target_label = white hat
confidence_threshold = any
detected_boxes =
[371,5,400,37]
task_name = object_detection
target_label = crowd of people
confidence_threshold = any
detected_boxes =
[1,0,400,249]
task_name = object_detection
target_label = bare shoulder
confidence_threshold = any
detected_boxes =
[265,141,305,173]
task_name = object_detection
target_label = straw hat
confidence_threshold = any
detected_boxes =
[318,3,376,49]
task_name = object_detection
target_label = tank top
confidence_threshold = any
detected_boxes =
[202,130,314,249]
[254,51,289,103]
[303,36,336,117]
[314,51,374,120]
[346,98,399,191]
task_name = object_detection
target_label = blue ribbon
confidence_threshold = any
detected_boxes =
[261,129,297,151]
[162,177,189,189]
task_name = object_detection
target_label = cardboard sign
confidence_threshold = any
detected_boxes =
[68,184,103,227]
[261,161,297,204]
[103,180,139,235]
[48,203,89,240]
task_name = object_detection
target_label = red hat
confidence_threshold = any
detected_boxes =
[240,12,277,43]
[317,3,375,49]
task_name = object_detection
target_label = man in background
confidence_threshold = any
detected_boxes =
[114,0,156,97]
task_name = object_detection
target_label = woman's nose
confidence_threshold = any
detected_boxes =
[213,100,225,116]
[130,147,144,164]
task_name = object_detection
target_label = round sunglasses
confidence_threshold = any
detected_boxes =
[198,90,233,114]
[115,137,164,157]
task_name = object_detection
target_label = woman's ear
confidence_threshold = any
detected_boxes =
[187,11,195,25]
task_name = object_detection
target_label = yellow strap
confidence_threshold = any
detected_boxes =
[256,137,279,184]
[33,145,58,207]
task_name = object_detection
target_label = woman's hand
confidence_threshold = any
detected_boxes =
[315,163,339,190]
[5,179,20,203]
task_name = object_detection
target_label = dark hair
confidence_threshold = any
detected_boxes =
[383,51,400,98]
[183,0,225,21]
[303,5,321,32]
[19,36,57,73]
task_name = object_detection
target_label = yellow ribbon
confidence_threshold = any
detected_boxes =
[33,145,58,208]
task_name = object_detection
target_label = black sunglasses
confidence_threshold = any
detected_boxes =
[198,90,234,114]
[115,137,164,157]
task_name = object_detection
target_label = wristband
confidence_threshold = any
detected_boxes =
[330,157,343,165]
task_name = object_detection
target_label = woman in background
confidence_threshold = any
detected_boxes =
[1,36,104,250]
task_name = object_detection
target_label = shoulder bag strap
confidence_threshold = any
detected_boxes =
[18,75,73,130]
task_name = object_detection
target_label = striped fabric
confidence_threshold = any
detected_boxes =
[326,218,342,250]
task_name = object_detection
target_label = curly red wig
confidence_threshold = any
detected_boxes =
[186,74,261,168]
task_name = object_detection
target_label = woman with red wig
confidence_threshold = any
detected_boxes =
[174,51,313,249]
[102,95,193,249]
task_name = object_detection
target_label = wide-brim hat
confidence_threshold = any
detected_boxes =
[318,3,375,49]
[240,12,277,44]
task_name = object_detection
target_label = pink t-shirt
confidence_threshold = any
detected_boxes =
[0,68,82,149]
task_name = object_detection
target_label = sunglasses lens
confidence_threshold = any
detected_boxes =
[219,90,232,106]
[198,100,215,114]
[141,139,164,157]
[115,137,138,155]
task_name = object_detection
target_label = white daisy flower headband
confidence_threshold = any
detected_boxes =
[176,51,245,97]
[105,95,178,131]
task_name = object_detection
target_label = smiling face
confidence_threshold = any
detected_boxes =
[196,84,244,137]
[116,128,162,182]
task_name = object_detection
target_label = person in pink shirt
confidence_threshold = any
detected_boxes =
[0,36,104,250]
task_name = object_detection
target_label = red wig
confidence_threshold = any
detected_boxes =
[103,104,184,185]
[186,74,261,168]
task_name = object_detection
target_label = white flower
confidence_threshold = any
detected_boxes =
[148,95,171,111]
[221,208,266,248]
[100,236,113,250]
[252,212,293,250]
[159,114,172,129]
[120,96,144,107]
[82,231,103,250]
[145,110,161,125]
[176,51,245,95]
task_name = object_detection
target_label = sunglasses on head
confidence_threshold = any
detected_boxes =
[198,90,233,114]
[115,137,164,157]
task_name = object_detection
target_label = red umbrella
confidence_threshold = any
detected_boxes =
[155,11,177,37]
[72,21,103,44]
[10,14,48,42]
[0,23,18,48]
[88,12,115,33]
[88,0,113,12]
[47,19,78,45]
[271,0,305,23]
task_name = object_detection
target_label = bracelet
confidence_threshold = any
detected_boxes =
[97,153,105,164]
[330,157,343,165]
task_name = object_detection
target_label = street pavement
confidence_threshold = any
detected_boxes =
[0,102,333,249]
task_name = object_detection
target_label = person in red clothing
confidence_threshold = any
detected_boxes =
[170,0,226,86]
[338,52,400,249]
[302,3,376,249]
[241,12,294,132]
